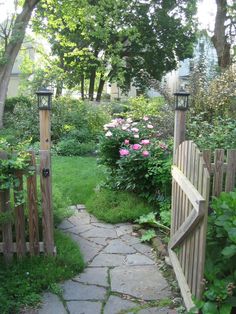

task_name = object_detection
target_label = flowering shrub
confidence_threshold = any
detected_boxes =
[98,117,172,203]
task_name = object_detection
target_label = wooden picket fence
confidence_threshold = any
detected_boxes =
[0,150,55,263]
[169,141,236,311]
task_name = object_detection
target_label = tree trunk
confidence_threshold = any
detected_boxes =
[55,82,63,97]
[81,74,85,100]
[211,0,231,69]
[0,0,40,128]
[89,68,96,101]
[96,77,105,102]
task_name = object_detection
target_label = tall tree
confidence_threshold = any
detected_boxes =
[212,0,236,68]
[34,0,197,100]
[0,0,40,128]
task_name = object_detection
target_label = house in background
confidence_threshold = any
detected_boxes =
[7,42,35,98]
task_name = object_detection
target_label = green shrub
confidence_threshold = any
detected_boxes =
[56,139,95,156]
[195,191,236,313]
[187,114,236,150]
[98,117,172,204]
[4,96,33,113]
[3,96,111,147]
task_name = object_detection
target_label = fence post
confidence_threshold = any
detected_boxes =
[38,101,54,255]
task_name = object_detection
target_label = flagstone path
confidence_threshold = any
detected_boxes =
[36,206,179,314]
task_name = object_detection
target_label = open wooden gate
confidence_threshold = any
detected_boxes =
[168,141,210,310]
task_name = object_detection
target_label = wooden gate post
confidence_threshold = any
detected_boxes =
[37,88,54,255]
[173,91,190,154]
[173,110,186,153]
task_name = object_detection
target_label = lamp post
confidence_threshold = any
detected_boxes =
[36,87,53,150]
[173,90,190,154]
[36,87,54,255]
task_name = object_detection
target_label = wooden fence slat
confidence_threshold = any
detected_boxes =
[0,190,13,262]
[212,149,224,197]
[225,150,236,192]
[27,151,40,256]
[0,151,13,262]
[14,171,26,258]
[40,150,54,255]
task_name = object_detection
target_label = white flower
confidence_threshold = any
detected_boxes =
[147,124,154,129]
[143,116,149,121]
[105,131,113,137]
[127,118,133,123]
[134,134,139,138]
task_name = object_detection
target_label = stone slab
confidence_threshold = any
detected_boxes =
[125,253,155,265]
[82,226,117,239]
[91,222,115,229]
[58,220,75,230]
[68,212,91,225]
[121,234,141,245]
[37,293,67,314]
[104,295,137,314]
[88,237,108,246]
[110,266,171,300]
[65,233,103,263]
[90,253,125,267]
[74,267,109,287]
[61,280,106,301]
[132,243,153,255]
[66,301,102,314]
[115,224,133,237]
[104,239,136,254]
[137,308,174,314]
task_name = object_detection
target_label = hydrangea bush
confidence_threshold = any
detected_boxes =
[98,117,172,203]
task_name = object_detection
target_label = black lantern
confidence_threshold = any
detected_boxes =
[174,90,190,111]
[36,88,53,110]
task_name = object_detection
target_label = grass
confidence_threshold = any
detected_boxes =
[52,156,153,224]
[52,155,105,205]
[86,189,154,224]
[0,230,84,314]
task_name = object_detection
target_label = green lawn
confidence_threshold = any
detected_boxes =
[52,155,105,205]
[52,155,154,224]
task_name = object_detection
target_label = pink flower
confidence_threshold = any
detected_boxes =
[124,139,130,145]
[134,134,139,138]
[142,150,149,157]
[141,139,150,145]
[131,127,139,133]
[119,149,130,156]
[132,144,142,150]
[143,116,149,121]
[147,124,154,129]
[105,131,113,137]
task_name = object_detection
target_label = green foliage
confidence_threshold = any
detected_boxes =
[189,66,236,121]
[0,230,84,314]
[98,117,172,204]
[141,229,156,243]
[0,139,31,192]
[187,115,236,150]
[135,212,170,232]
[34,0,197,95]
[86,189,153,224]
[124,96,165,120]
[3,96,111,153]
[196,191,236,313]
[56,139,95,156]
[4,96,32,113]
